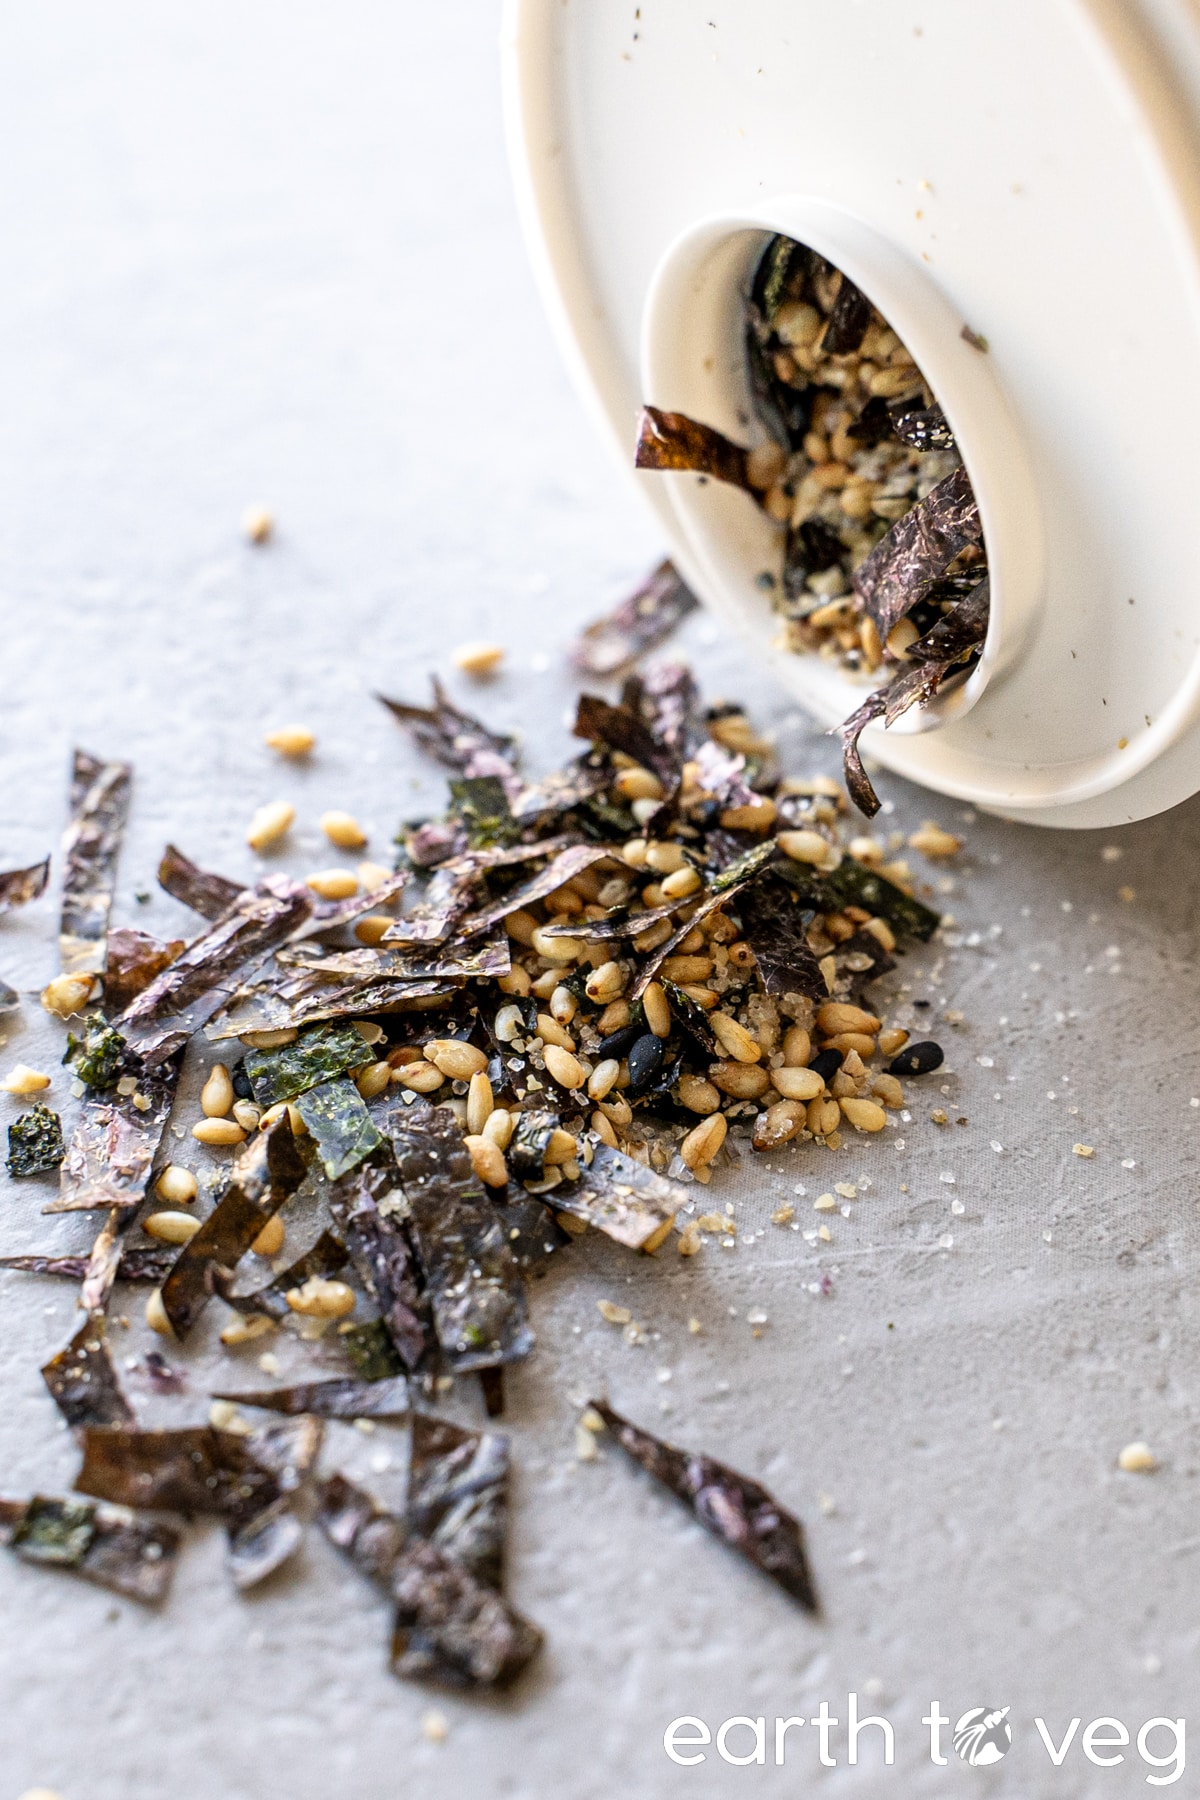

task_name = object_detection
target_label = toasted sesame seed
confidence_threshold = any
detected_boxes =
[264,725,315,757]
[452,641,505,677]
[40,974,96,1019]
[2,1065,51,1095]
[320,810,368,849]
[246,800,294,852]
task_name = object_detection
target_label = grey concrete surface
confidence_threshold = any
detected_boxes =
[1,5,1199,1798]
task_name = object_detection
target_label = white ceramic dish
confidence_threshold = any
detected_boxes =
[504,0,1200,826]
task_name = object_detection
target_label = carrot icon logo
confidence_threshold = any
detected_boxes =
[953,1707,1012,1766]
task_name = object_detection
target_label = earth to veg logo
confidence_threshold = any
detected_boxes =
[663,1697,1186,1783]
[952,1706,1012,1766]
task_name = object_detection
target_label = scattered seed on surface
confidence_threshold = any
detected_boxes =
[246,800,294,852]
[201,1063,234,1118]
[156,1164,198,1205]
[597,1301,632,1325]
[192,1117,246,1146]
[251,1215,286,1258]
[40,974,95,1019]
[1117,1442,1157,1473]
[143,1211,202,1246]
[286,1277,356,1319]
[264,725,315,757]
[306,869,359,901]
[451,641,505,677]
[2,1066,51,1095]
[320,810,367,850]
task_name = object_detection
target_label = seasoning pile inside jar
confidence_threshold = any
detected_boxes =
[634,232,992,816]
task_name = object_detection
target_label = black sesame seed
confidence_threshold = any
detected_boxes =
[807,1048,843,1080]
[626,1032,665,1096]
[597,1023,642,1063]
[888,1039,944,1076]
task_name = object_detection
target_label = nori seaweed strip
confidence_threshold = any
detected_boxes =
[102,927,185,1015]
[820,271,872,356]
[74,1045,182,1314]
[276,929,511,983]
[41,1318,135,1430]
[551,1142,682,1250]
[507,1109,560,1183]
[888,400,956,451]
[244,1022,374,1106]
[216,1229,350,1323]
[209,974,459,1038]
[408,1415,508,1588]
[819,858,941,943]
[661,980,717,1057]
[160,1120,308,1338]
[590,1401,818,1614]
[384,838,577,947]
[833,687,889,819]
[316,1472,407,1582]
[390,1541,543,1688]
[629,659,707,760]
[573,693,671,786]
[377,680,519,791]
[328,1162,433,1372]
[736,873,826,999]
[158,843,245,921]
[846,394,896,447]
[75,1425,283,1524]
[211,1376,410,1419]
[340,1319,406,1380]
[0,1247,174,1282]
[492,1202,568,1274]
[570,560,699,678]
[295,1078,383,1179]
[3,1495,180,1605]
[883,660,947,727]
[448,844,614,943]
[634,406,751,492]
[510,758,609,822]
[60,750,132,977]
[479,1366,505,1417]
[315,1473,543,1690]
[117,876,314,1066]
[0,978,18,1013]
[904,577,990,664]
[383,1099,533,1372]
[853,465,982,635]
[48,1051,180,1214]
[6,1103,65,1177]
[537,895,687,942]
[0,855,50,914]
[406,818,468,868]
[226,1415,323,1590]
[227,1497,305,1590]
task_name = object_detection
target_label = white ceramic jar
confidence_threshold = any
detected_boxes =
[504,0,1200,826]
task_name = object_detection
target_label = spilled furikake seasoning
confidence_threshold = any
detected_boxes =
[0,650,963,1690]
[634,233,990,816]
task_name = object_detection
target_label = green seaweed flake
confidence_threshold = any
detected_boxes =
[64,1016,127,1089]
[11,1496,97,1566]
[294,1078,383,1178]
[244,1022,374,1108]
[6,1104,66,1178]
